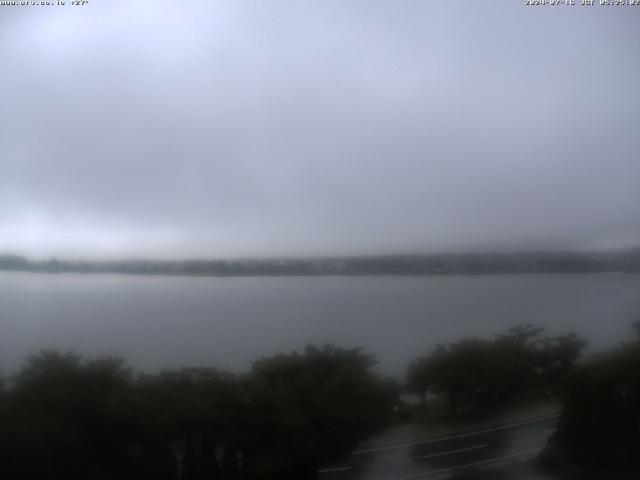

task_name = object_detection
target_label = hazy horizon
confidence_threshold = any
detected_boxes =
[2,243,640,264]
[2,1,639,258]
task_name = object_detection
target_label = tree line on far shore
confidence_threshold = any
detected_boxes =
[2,249,640,278]
[0,323,603,479]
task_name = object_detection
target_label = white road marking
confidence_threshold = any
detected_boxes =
[317,466,352,474]
[384,448,540,480]
[351,414,559,455]
[455,415,559,438]
[421,443,488,459]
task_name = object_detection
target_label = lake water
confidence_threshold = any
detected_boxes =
[1,272,639,377]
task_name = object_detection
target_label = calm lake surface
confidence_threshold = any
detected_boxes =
[1,272,639,377]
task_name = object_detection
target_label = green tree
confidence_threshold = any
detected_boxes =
[244,345,396,478]
[408,339,503,415]
[7,351,133,480]
[408,325,586,416]
[548,325,640,469]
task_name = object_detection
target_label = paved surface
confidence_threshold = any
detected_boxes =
[319,415,560,480]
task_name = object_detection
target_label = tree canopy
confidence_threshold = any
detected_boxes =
[407,324,587,415]
[0,345,396,480]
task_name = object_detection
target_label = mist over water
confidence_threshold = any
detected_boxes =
[2,271,638,377]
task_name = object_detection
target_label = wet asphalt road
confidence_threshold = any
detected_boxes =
[319,415,559,480]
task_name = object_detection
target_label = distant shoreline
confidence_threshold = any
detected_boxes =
[0,268,636,279]
[1,250,638,278]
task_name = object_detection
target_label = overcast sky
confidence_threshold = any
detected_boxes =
[1,1,639,259]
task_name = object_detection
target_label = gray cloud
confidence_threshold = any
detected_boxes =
[1,0,639,258]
